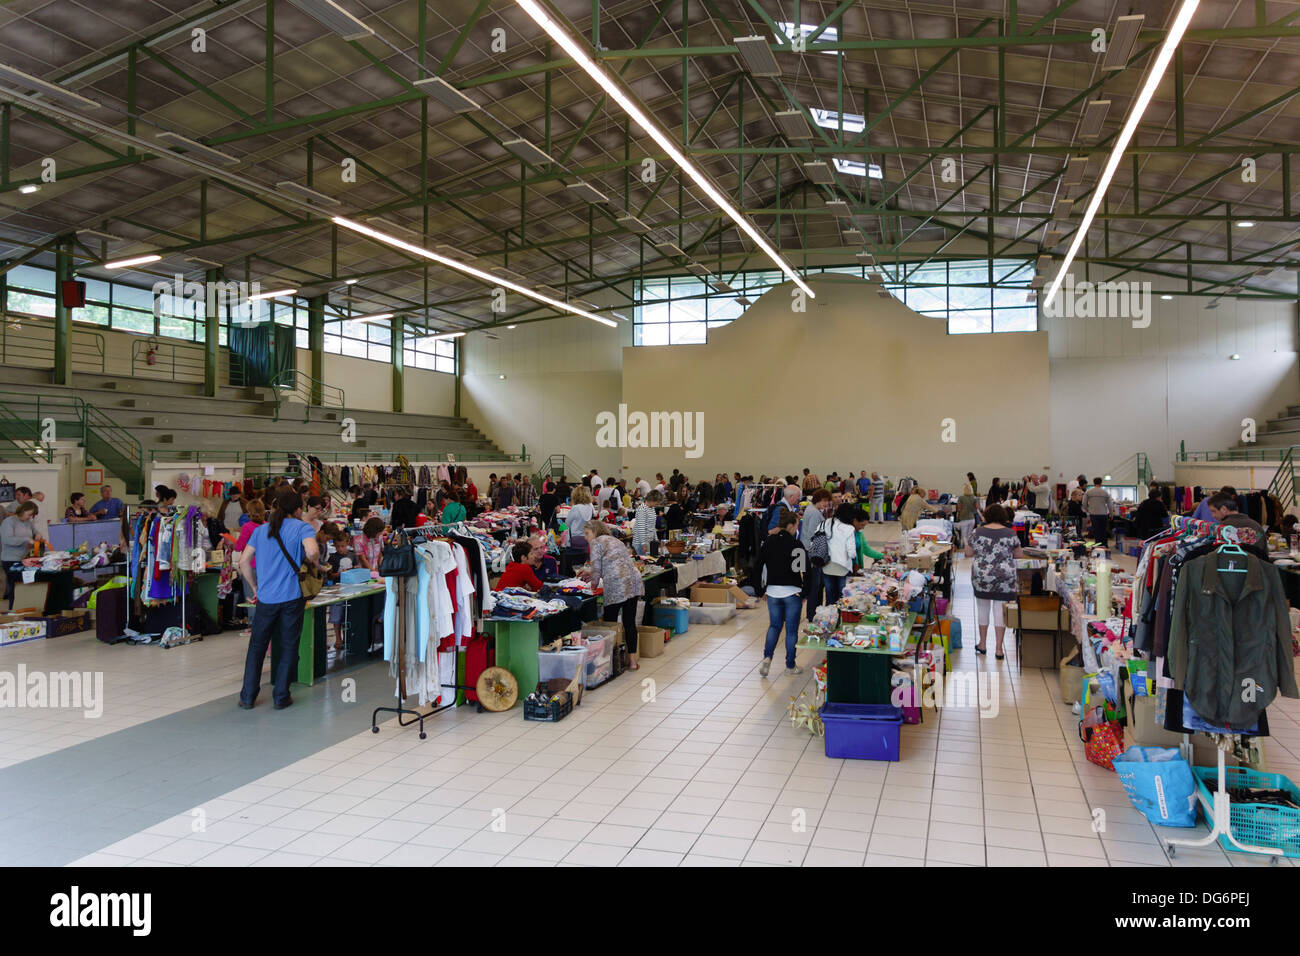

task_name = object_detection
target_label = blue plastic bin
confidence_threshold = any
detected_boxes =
[652,605,690,636]
[820,703,904,761]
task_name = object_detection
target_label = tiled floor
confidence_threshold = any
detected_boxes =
[6,529,1300,867]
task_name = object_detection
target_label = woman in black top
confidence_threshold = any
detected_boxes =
[665,491,687,531]
[985,477,1005,506]
[1132,488,1170,540]
[755,509,806,677]
[539,487,559,529]
[389,486,418,529]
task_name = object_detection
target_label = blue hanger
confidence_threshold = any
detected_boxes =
[1216,525,1248,572]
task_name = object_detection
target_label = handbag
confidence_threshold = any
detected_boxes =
[271,526,324,599]
[378,529,416,578]
[1080,719,1124,771]
[808,518,829,568]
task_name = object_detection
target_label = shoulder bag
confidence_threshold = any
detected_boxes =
[379,529,417,578]
[271,524,324,599]
[807,516,829,568]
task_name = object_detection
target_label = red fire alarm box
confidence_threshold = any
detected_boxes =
[60,280,86,308]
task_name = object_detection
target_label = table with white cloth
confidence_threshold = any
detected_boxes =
[669,549,727,591]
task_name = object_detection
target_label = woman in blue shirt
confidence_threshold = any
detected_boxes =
[237,490,319,711]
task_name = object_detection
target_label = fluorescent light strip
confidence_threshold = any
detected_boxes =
[0,64,100,109]
[1045,0,1199,311]
[104,254,161,269]
[155,131,240,166]
[333,216,617,328]
[413,76,480,112]
[248,288,297,301]
[287,0,375,40]
[351,312,394,323]
[512,0,813,298]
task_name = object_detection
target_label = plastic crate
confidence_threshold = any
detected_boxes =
[820,703,904,761]
[524,694,574,722]
[652,605,689,636]
[1192,766,1300,858]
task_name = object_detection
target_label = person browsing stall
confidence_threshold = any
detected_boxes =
[237,490,319,711]
[64,492,95,523]
[963,504,1024,660]
[756,508,806,678]
[494,540,544,592]
[88,484,123,519]
[581,519,645,669]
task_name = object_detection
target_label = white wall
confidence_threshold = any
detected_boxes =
[145,462,244,515]
[291,347,456,415]
[1043,267,1300,481]
[620,274,1051,491]
[0,461,64,538]
[460,313,630,476]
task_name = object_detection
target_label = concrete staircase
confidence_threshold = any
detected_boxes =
[1241,403,1300,450]
[0,366,511,472]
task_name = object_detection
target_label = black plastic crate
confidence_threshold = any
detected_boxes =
[523,693,573,722]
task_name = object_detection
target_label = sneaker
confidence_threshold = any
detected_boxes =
[786,665,804,676]
[273,697,293,710]
[759,658,772,677]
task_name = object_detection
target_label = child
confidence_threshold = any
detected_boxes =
[319,522,354,653]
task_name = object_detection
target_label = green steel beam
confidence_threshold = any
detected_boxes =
[204,267,220,397]
[391,314,404,414]
[308,294,325,404]
[53,238,72,386]
[438,0,494,74]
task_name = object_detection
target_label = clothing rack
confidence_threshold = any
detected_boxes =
[1166,736,1282,863]
[369,525,477,739]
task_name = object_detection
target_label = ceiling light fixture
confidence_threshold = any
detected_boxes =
[733,36,782,76]
[1230,353,1241,360]
[104,254,161,269]
[501,137,555,166]
[1078,99,1111,142]
[0,63,100,109]
[413,76,480,112]
[655,241,686,259]
[18,184,38,194]
[352,312,394,323]
[1061,156,1089,187]
[333,216,617,327]
[616,213,652,234]
[513,0,813,297]
[773,109,813,139]
[736,296,753,306]
[1101,15,1145,71]
[1236,220,1254,228]
[1161,293,1173,300]
[506,324,517,329]
[434,331,467,340]
[566,180,609,203]
[277,180,340,205]
[1045,0,1199,312]
[803,161,835,185]
[686,263,711,277]
[155,131,240,166]
[345,278,358,285]
[824,199,851,217]
[287,0,375,40]
[248,287,297,301]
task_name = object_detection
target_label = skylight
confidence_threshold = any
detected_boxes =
[811,108,865,134]
[834,158,883,179]
[775,22,839,49]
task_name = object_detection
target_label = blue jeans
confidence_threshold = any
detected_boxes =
[803,566,824,621]
[240,597,305,707]
[763,593,802,668]
[823,573,847,606]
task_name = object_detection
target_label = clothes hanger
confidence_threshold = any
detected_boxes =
[1215,524,1248,571]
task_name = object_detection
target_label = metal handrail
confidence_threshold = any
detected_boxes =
[270,369,346,423]
[1268,446,1297,506]
[0,388,144,493]
[130,336,206,382]
[0,311,107,373]
[1176,448,1294,462]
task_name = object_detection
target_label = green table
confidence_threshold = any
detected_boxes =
[247,583,386,687]
[483,595,599,702]
[797,612,919,705]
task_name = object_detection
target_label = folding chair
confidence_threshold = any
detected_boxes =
[1015,592,1063,674]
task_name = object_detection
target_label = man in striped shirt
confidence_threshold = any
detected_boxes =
[869,472,885,524]
[632,490,662,556]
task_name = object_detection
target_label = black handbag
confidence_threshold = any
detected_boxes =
[379,529,416,578]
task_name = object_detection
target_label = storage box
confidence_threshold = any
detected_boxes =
[538,647,586,685]
[688,602,735,625]
[690,583,734,605]
[905,554,935,571]
[820,703,904,761]
[652,605,689,636]
[581,622,623,647]
[636,625,666,659]
[42,610,91,638]
[1005,602,1070,631]
[0,618,46,645]
[1019,629,1064,669]
[1124,685,1185,749]
[340,567,371,586]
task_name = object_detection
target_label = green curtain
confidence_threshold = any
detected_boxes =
[229,323,296,387]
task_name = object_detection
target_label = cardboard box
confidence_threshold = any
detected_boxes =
[1019,629,1066,669]
[905,554,935,571]
[41,610,92,638]
[0,618,46,645]
[1189,733,1265,771]
[636,625,666,659]
[690,583,735,605]
[1124,686,1183,748]
[1005,602,1070,631]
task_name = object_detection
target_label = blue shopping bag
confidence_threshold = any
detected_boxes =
[947,618,962,649]
[1113,746,1199,828]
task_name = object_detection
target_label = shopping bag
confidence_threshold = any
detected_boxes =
[1080,720,1124,771]
[1113,747,1199,827]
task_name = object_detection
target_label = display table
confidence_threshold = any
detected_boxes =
[670,549,727,591]
[248,582,386,687]
[639,565,675,623]
[6,565,76,614]
[483,594,598,697]
[797,612,918,705]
